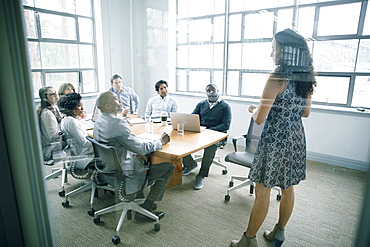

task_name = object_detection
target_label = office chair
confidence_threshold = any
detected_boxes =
[193,136,228,175]
[224,118,281,202]
[86,136,160,245]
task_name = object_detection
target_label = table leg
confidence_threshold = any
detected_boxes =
[151,156,182,187]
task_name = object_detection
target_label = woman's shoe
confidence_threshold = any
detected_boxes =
[263,224,285,247]
[230,232,258,247]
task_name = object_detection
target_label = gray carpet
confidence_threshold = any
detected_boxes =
[44,144,367,247]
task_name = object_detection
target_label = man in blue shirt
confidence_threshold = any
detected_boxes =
[182,84,232,189]
[109,74,140,114]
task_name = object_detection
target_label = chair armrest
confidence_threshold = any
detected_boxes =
[232,135,247,152]
[93,158,116,175]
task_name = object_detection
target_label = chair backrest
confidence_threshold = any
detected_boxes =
[244,118,265,154]
[86,136,122,174]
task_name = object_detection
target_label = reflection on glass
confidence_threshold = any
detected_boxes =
[228,43,242,69]
[79,18,93,43]
[229,14,241,41]
[177,0,189,19]
[177,20,188,44]
[242,73,268,97]
[317,3,361,36]
[35,0,75,13]
[213,16,225,42]
[227,71,239,96]
[189,44,212,68]
[188,0,215,17]
[313,76,349,104]
[244,12,274,39]
[356,39,370,72]
[79,45,94,68]
[352,76,370,108]
[32,72,42,98]
[189,18,212,42]
[189,71,210,92]
[82,70,95,93]
[27,42,41,69]
[177,45,189,68]
[362,2,370,35]
[213,70,224,93]
[41,43,78,69]
[177,70,187,91]
[76,0,92,16]
[276,8,293,33]
[45,72,78,90]
[213,44,224,69]
[297,7,315,38]
[39,13,76,40]
[313,40,357,72]
[242,42,272,70]
[23,9,37,38]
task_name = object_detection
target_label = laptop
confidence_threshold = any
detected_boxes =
[170,112,205,133]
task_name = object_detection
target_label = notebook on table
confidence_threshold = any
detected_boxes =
[170,112,205,133]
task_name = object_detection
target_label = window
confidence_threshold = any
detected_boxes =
[176,0,370,108]
[22,0,98,98]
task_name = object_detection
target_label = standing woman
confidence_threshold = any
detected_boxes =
[230,28,316,247]
[37,86,63,161]
[58,93,93,170]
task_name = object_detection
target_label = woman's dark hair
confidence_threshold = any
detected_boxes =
[273,28,316,98]
[155,80,168,91]
[58,93,82,117]
[37,86,62,123]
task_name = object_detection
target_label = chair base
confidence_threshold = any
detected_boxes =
[224,176,281,201]
[45,163,69,197]
[194,154,228,175]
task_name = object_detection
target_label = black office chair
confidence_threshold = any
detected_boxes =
[86,136,160,245]
[224,118,281,201]
[194,135,228,175]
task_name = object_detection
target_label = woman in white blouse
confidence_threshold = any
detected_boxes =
[58,93,93,170]
[37,86,63,161]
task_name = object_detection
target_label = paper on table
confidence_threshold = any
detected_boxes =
[127,118,146,124]
[136,132,161,142]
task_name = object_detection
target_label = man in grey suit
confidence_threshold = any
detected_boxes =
[93,91,174,222]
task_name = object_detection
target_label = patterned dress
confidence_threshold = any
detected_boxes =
[249,79,307,189]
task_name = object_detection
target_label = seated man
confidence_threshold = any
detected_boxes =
[145,80,180,118]
[182,84,231,190]
[94,91,174,222]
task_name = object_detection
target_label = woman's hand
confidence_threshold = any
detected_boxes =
[248,105,258,113]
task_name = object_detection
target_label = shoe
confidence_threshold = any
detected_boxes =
[194,175,203,190]
[134,211,164,222]
[230,232,258,247]
[182,163,197,175]
[264,224,285,247]
[44,160,54,166]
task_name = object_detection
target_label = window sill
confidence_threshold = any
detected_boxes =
[172,92,370,118]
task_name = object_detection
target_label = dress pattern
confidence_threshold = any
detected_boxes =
[249,80,307,189]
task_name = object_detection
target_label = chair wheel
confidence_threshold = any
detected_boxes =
[154,223,160,231]
[222,170,228,175]
[58,190,65,197]
[62,200,69,207]
[93,216,100,224]
[276,194,282,201]
[225,195,230,201]
[87,208,95,216]
[112,235,120,245]
[229,181,234,187]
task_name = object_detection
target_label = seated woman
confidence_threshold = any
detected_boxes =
[58,93,93,172]
[37,86,63,161]
[58,82,75,96]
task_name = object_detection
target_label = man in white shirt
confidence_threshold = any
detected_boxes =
[145,80,180,118]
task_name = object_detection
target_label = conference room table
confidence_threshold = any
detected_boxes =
[86,115,228,187]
